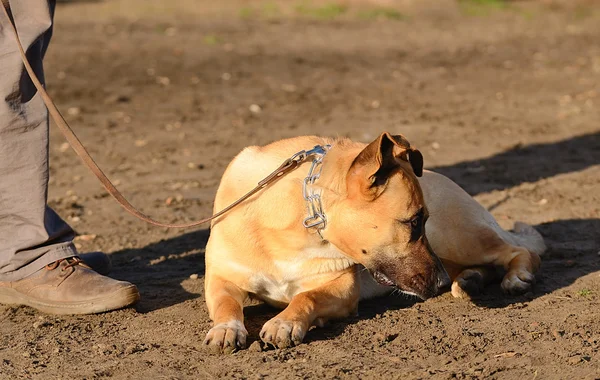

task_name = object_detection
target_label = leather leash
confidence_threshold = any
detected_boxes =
[0,0,303,228]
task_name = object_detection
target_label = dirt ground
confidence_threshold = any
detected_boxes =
[1,0,599,378]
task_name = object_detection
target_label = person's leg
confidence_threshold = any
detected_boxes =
[0,0,139,314]
[0,0,76,282]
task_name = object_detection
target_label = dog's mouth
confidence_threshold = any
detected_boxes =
[370,270,396,287]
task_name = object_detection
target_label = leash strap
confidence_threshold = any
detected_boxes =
[0,0,303,228]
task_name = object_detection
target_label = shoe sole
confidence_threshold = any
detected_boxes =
[0,285,140,315]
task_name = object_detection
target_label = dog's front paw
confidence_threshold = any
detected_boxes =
[203,320,248,354]
[501,270,535,295]
[451,269,484,299]
[260,318,307,349]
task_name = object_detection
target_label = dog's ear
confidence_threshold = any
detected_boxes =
[397,146,423,177]
[348,132,423,199]
[385,134,423,177]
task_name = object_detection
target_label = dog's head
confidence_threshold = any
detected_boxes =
[328,132,450,299]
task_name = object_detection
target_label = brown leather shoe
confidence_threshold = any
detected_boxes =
[0,257,139,315]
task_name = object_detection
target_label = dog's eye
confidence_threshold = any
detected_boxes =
[409,211,425,242]
[411,217,419,228]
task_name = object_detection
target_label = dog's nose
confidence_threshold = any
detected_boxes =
[437,270,452,289]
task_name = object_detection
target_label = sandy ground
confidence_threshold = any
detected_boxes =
[1,0,599,378]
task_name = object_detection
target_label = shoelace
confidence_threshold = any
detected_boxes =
[45,257,85,271]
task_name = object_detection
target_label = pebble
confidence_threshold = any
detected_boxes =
[33,319,45,329]
[568,356,581,365]
[281,84,297,92]
[156,76,170,86]
[67,107,80,116]
[248,341,262,352]
[249,104,262,114]
[189,273,199,280]
[75,234,97,242]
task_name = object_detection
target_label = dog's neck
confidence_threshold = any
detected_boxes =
[313,140,364,200]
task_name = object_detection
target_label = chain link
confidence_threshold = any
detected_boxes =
[301,145,331,238]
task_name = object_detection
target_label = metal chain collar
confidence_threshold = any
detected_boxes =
[300,144,332,238]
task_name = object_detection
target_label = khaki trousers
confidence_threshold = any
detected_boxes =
[0,0,76,282]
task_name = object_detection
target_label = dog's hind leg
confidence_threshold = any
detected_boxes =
[203,275,249,354]
[498,246,541,295]
[260,267,359,349]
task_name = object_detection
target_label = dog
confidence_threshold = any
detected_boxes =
[203,132,546,353]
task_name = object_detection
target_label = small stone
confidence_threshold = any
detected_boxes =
[33,317,46,329]
[156,76,170,86]
[248,341,262,352]
[189,273,199,280]
[165,27,177,36]
[74,234,97,242]
[371,100,380,109]
[134,139,148,147]
[551,329,564,339]
[537,198,548,205]
[568,356,581,365]
[281,84,297,92]
[431,142,440,150]
[59,142,70,153]
[67,107,80,116]
[221,72,231,81]
[249,104,262,114]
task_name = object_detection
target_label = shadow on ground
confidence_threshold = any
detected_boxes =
[432,131,600,196]
[109,229,209,313]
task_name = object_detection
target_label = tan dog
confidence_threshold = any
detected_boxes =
[203,133,546,353]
